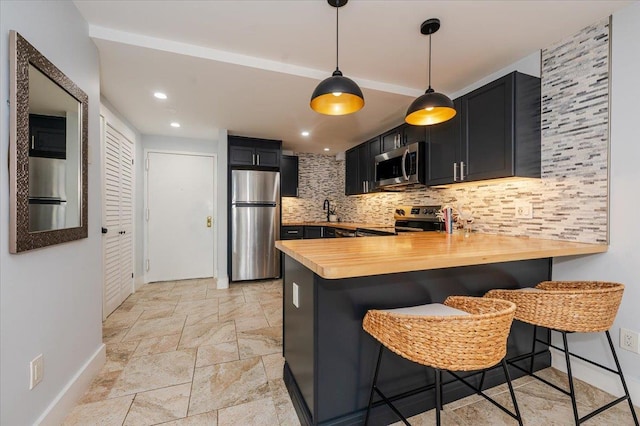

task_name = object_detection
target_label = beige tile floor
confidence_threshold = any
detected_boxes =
[64,278,639,425]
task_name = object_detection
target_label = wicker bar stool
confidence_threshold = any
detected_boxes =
[362,296,522,426]
[486,281,638,426]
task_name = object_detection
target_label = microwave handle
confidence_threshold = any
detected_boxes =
[401,148,409,181]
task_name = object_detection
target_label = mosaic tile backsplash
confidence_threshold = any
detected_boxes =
[282,19,609,244]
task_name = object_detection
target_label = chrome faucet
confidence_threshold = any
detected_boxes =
[323,199,330,222]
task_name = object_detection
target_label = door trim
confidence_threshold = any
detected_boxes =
[143,149,218,283]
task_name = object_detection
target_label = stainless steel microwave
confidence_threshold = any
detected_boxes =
[374,142,426,190]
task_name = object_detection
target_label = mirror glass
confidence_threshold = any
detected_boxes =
[9,31,88,253]
[28,64,82,232]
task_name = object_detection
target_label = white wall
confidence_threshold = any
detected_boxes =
[139,133,229,288]
[552,2,640,403]
[0,1,104,424]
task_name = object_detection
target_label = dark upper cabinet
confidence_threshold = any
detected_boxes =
[381,126,403,153]
[427,98,462,186]
[281,155,299,197]
[381,124,427,153]
[403,123,427,146]
[228,135,281,168]
[345,137,379,195]
[427,71,540,185]
[345,148,359,196]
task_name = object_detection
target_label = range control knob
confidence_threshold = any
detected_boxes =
[395,209,405,216]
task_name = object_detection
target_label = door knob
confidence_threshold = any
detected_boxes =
[207,216,213,227]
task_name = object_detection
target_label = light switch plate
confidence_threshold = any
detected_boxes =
[30,354,43,389]
[292,282,299,308]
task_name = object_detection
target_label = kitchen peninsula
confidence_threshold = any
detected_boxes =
[275,233,607,425]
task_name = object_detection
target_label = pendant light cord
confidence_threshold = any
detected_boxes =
[335,2,339,70]
[427,32,432,90]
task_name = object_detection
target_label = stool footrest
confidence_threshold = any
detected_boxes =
[448,369,521,421]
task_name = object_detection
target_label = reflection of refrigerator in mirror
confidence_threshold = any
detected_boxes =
[28,113,68,232]
[29,157,67,232]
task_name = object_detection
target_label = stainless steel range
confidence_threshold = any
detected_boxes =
[394,205,443,233]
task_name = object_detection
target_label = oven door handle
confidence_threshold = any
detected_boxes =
[401,148,409,181]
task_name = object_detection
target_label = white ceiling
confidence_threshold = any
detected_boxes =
[74,0,631,154]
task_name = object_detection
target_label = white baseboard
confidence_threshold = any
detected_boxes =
[36,343,106,426]
[134,276,145,291]
[216,275,229,289]
[550,347,640,404]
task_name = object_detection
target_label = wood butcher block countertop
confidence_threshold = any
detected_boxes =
[275,232,608,279]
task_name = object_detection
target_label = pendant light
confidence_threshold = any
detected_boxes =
[310,0,364,116]
[405,18,456,126]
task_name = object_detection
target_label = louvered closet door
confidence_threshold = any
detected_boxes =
[103,122,134,318]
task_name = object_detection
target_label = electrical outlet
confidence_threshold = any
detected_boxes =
[515,202,533,219]
[30,354,44,389]
[292,282,299,308]
[620,328,639,353]
[287,206,293,214]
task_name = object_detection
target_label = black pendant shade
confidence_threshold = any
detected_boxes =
[310,69,364,116]
[405,18,456,126]
[310,0,364,116]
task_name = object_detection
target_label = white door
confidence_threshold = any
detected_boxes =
[145,152,215,282]
[103,121,134,317]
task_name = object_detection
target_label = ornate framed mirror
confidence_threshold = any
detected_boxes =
[9,31,88,253]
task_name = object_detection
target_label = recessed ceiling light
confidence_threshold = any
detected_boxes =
[154,92,167,100]
[324,148,330,152]
[170,122,180,128]
[301,131,310,137]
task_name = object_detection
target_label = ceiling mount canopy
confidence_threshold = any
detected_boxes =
[310,0,364,116]
[405,18,456,126]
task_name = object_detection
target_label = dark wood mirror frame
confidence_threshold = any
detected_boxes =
[9,31,88,253]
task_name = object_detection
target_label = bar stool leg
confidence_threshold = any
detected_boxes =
[435,368,442,426]
[605,331,640,426]
[561,331,581,424]
[502,359,524,426]
[529,325,538,374]
[365,344,384,426]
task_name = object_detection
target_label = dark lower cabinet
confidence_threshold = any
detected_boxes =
[282,256,552,425]
[281,226,303,240]
[303,226,324,239]
[281,155,299,197]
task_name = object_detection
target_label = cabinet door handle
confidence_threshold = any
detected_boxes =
[31,136,35,150]
[460,161,465,181]
[252,154,256,165]
[453,162,458,181]
[256,154,260,165]
[287,230,299,234]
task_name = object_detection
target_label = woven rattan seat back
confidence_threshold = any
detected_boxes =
[362,296,516,371]
[485,281,624,333]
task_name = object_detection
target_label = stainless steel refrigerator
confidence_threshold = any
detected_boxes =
[231,170,280,281]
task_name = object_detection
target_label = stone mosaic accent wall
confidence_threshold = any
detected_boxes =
[281,154,344,223]
[285,19,609,244]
